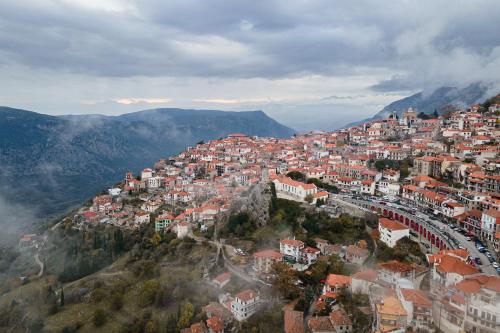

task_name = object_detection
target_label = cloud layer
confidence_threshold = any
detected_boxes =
[0,0,499,127]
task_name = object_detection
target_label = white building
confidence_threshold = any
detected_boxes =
[428,254,479,287]
[360,180,376,195]
[351,269,378,294]
[441,201,465,218]
[147,176,162,189]
[141,168,153,180]
[134,211,150,225]
[377,181,401,196]
[273,177,317,202]
[108,188,122,196]
[481,209,500,244]
[231,290,260,321]
[280,238,305,263]
[175,221,190,238]
[398,288,433,331]
[378,218,410,248]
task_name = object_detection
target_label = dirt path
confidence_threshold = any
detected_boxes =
[34,253,44,277]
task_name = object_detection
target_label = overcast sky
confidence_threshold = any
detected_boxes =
[0,0,499,130]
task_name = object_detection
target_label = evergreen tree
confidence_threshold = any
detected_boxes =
[60,288,64,307]
[166,314,178,333]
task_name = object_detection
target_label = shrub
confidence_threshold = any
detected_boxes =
[92,308,107,327]
[110,292,124,311]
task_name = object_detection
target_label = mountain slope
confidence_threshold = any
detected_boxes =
[344,83,490,127]
[0,107,294,218]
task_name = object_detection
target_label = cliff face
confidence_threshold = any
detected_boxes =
[0,107,294,217]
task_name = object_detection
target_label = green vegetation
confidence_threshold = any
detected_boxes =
[375,237,426,264]
[222,197,374,253]
[480,93,500,113]
[92,308,107,327]
[417,111,438,119]
[300,254,348,288]
[337,289,372,333]
[51,225,130,283]
[285,172,340,193]
[240,304,284,333]
[225,212,257,238]
[306,178,339,193]
[0,246,19,273]
[176,302,195,330]
[271,262,300,300]
[373,159,411,179]
[286,170,306,182]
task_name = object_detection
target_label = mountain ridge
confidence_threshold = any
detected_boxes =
[343,82,491,128]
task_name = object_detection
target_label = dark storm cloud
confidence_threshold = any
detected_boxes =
[0,0,499,91]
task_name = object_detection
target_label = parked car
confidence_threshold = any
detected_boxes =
[474,257,483,265]
[493,262,499,269]
[465,236,471,241]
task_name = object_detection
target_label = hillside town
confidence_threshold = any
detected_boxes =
[23,102,499,333]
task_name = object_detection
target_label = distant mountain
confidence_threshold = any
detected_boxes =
[0,107,294,218]
[344,82,490,127]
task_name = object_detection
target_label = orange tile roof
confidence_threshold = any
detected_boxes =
[436,255,479,276]
[213,272,231,284]
[308,316,334,331]
[253,249,283,259]
[206,316,224,332]
[352,269,378,282]
[376,296,407,316]
[281,239,305,247]
[379,218,409,231]
[330,309,352,326]
[284,310,304,333]
[235,289,258,302]
[400,289,432,307]
[378,260,414,273]
[325,274,352,288]
[454,279,481,295]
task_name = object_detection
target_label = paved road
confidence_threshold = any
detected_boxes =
[335,195,454,249]
[427,217,496,275]
[333,194,497,275]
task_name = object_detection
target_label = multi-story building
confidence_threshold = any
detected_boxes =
[375,296,407,333]
[280,239,305,264]
[378,218,410,248]
[273,176,320,203]
[252,249,283,273]
[481,209,500,244]
[378,260,415,285]
[398,288,433,331]
[231,289,261,321]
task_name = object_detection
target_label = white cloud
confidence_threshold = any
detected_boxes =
[112,97,171,105]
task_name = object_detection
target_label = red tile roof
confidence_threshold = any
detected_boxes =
[400,289,432,307]
[378,260,414,273]
[325,274,352,288]
[379,218,409,231]
[284,310,304,333]
[253,249,283,259]
[435,255,479,276]
[235,289,258,302]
